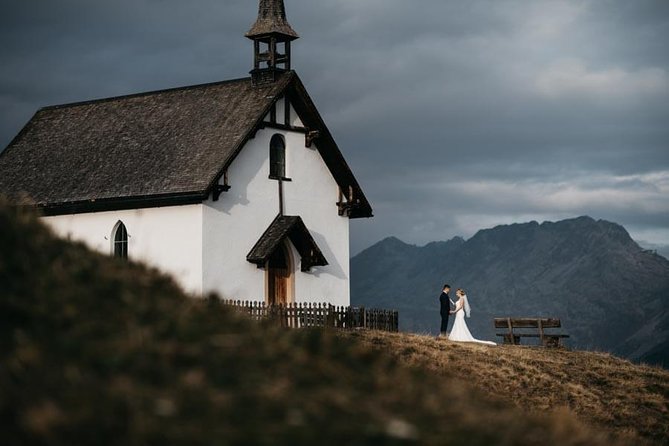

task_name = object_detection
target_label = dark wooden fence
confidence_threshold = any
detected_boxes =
[222,300,399,332]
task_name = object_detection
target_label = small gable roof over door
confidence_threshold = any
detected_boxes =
[247,215,328,272]
[0,71,372,219]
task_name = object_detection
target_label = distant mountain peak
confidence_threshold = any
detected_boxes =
[566,215,596,223]
[541,215,624,230]
[352,216,669,368]
[379,236,410,246]
[544,216,634,245]
[423,236,465,249]
[353,235,415,259]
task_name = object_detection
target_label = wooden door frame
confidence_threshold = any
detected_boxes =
[264,241,295,305]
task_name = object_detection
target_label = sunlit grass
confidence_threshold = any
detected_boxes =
[348,331,669,444]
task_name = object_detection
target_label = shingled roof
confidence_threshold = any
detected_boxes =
[247,215,327,272]
[246,0,299,39]
[0,71,373,218]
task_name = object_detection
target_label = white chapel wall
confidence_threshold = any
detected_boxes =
[202,118,350,305]
[282,133,350,306]
[42,205,204,294]
[39,104,351,305]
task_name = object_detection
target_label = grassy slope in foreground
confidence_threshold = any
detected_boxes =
[0,203,661,445]
[349,331,669,444]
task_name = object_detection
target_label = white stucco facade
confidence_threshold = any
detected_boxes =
[43,205,204,294]
[202,109,350,305]
[41,103,351,305]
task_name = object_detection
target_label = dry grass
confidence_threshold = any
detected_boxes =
[1,201,665,445]
[346,331,669,444]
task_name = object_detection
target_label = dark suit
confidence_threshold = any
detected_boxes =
[439,292,451,334]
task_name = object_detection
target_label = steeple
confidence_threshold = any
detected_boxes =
[246,0,299,86]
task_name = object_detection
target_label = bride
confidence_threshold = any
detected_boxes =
[449,288,496,346]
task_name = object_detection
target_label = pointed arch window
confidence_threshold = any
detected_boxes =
[269,134,286,179]
[112,221,128,260]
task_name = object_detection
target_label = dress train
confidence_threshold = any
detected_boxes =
[448,307,496,346]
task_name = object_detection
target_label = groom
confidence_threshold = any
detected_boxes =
[439,284,454,336]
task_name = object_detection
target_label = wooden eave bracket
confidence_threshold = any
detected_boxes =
[337,201,364,218]
[212,172,232,201]
[337,185,362,217]
[300,248,323,272]
[305,130,320,148]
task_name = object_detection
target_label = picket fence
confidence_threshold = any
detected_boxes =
[221,300,399,332]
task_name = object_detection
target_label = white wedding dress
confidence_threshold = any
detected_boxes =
[448,295,496,346]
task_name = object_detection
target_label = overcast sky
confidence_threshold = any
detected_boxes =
[1,0,668,254]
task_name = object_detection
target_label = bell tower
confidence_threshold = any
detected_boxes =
[246,0,299,86]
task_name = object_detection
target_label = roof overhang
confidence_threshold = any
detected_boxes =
[247,215,328,272]
[17,191,206,217]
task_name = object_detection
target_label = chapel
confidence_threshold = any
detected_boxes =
[0,0,372,306]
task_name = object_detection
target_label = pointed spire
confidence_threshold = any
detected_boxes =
[246,0,299,40]
[247,0,299,85]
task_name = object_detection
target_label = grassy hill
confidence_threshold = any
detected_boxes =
[1,202,667,445]
[348,331,669,444]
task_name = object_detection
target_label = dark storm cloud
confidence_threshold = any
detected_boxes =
[1,0,667,253]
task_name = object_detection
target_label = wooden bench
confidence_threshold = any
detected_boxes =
[494,318,569,348]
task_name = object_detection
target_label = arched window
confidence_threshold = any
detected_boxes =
[112,221,128,260]
[269,134,286,179]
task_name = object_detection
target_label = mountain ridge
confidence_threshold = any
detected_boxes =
[351,216,669,367]
[358,216,639,256]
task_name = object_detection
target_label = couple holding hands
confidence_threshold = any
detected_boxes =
[439,284,495,345]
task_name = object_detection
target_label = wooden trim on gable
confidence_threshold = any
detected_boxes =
[284,95,291,126]
[287,76,373,219]
[259,122,308,133]
[203,71,372,219]
[270,102,277,124]
[205,73,294,197]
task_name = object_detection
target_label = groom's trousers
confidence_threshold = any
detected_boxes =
[440,313,449,334]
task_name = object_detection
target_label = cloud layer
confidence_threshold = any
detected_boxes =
[1,0,667,253]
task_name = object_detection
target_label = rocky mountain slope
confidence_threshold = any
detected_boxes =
[351,217,669,367]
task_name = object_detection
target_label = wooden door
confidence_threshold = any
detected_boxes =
[267,245,290,305]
